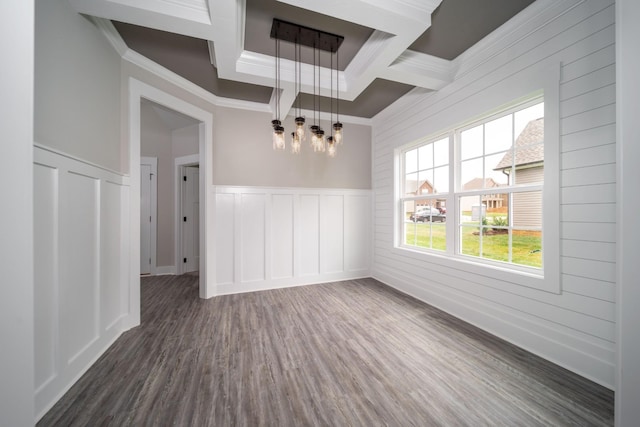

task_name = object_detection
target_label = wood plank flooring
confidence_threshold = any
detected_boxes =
[38,275,614,426]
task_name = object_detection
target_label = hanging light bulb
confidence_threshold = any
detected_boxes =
[291,131,301,154]
[333,122,343,144]
[316,128,326,152]
[327,136,336,157]
[332,43,344,146]
[310,124,320,150]
[272,120,285,150]
[295,117,306,141]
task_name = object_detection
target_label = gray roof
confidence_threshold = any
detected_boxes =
[494,118,544,170]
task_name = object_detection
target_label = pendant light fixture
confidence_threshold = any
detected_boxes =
[271,36,285,150]
[270,19,344,157]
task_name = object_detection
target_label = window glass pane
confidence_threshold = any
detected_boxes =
[426,222,447,251]
[404,221,417,246]
[460,158,483,191]
[459,195,481,225]
[418,144,433,170]
[433,165,449,194]
[461,125,483,161]
[487,193,509,226]
[512,191,542,229]
[485,152,509,186]
[460,226,480,257]
[514,102,544,138]
[482,198,510,263]
[485,115,513,154]
[434,137,449,167]
[403,201,417,246]
[405,149,418,173]
[417,170,434,195]
[512,230,542,268]
[403,201,446,251]
[405,172,418,196]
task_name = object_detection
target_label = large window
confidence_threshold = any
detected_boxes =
[399,98,545,272]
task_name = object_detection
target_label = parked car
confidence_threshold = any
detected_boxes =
[410,206,446,222]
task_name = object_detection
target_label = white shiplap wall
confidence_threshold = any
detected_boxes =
[372,0,615,388]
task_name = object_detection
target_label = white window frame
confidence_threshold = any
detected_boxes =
[393,63,560,294]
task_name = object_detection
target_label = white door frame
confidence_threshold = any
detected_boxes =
[128,78,215,327]
[175,154,199,275]
[140,156,158,275]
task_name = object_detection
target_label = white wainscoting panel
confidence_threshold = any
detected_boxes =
[345,195,371,272]
[271,194,294,280]
[298,194,320,276]
[33,145,131,420]
[33,163,58,395]
[215,193,235,285]
[321,195,345,274]
[240,193,266,283]
[213,186,371,295]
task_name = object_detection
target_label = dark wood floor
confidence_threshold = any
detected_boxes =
[39,275,614,426]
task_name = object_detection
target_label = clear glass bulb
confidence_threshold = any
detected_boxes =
[273,127,285,150]
[295,117,306,141]
[291,132,301,154]
[316,129,325,152]
[333,122,343,145]
[327,137,337,157]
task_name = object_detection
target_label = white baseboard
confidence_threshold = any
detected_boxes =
[153,266,176,276]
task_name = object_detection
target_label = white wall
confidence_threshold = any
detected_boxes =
[33,146,131,420]
[213,186,371,294]
[35,0,121,173]
[372,0,616,388]
[33,0,132,420]
[0,1,35,425]
[615,0,640,424]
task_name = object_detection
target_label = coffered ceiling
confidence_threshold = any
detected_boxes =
[69,0,535,119]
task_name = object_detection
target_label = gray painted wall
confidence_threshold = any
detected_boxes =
[35,0,121,172]
[212,108,372,188]
[123,59,372,189]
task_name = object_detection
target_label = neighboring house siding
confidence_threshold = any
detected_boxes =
[372,0,616,388]
[513,166,544,228]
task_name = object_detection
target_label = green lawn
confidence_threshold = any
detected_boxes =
[405,222,542,268]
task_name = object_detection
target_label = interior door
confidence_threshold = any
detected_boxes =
[140,164,152,274]
[182,165,200,273]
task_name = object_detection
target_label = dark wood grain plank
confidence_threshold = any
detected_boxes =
[38,275,614,426]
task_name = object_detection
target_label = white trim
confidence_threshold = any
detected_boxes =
[615,0,640,423]
[140,156,157,275]
[128,78,216,314]
[153,266,176,275]
[174,154,200,275]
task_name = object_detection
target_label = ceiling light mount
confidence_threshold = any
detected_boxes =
[270,18,344,53]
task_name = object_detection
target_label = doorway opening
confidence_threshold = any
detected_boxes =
[128,78,215,327]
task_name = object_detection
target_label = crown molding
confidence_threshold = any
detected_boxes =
[451,0,585,77]
[123,49,271,113]
[88,16,128,56]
